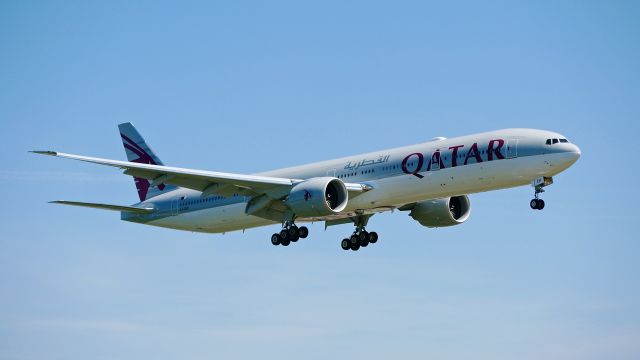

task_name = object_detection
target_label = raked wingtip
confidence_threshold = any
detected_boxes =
[30,150,58,156]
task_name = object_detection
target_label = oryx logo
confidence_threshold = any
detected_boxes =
[303,190,312,201]
[121,133,158,166]
[121,132,165,201]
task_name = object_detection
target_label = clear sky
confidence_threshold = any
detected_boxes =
[1,1,639,359]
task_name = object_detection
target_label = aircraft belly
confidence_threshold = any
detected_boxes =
[149,203,275,233]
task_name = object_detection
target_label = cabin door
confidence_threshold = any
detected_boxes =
[506,139,519,159]
[171,198,180,216]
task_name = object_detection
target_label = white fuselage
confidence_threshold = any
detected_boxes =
[127,128,580,233]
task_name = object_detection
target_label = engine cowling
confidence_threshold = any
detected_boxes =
[285,177,348,217]
[409,195,471,228]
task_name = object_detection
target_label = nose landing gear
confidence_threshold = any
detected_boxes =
[530,176,552,210]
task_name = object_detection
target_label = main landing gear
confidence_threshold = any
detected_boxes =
[340,215,379,252]
[340,228,378,251]
[530,176,553,210]
[271,222,309,247]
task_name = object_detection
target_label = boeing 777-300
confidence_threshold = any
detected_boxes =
[32,123,580,251]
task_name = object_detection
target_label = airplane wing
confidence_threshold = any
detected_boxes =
[31,151,370,199]
[50,200,155,214]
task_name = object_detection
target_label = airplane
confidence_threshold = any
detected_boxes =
[32,123,581,251]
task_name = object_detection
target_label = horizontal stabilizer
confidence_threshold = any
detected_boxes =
[50,200,155,214]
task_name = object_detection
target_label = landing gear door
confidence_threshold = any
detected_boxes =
[506,139,519,159]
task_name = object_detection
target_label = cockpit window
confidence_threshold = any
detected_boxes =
[546,138,570,145]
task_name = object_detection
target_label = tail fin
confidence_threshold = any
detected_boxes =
[118,122,176,201]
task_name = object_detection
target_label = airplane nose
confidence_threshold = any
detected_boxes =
[567,144,581,162]
[572,144,581,157]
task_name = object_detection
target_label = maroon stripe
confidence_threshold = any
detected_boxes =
[120,133,147,154]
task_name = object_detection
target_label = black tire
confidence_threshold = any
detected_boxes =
[281,238,291,246]
[350,234,359,245]
[350,243,360,251]
[537,199,545,210]
[280,229,288,240]
[291,233,300,242]
[360,238,369,247]
[288,226,299,239]
[271,234,281,246]
[341,239,350,250]
[368,232,378,244]
[358,231,368,242]
[530,199,538,209]
[298,226,309,239]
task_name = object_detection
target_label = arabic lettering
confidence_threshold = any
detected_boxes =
[344,154,390,170]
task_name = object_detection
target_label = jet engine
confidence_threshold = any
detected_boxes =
[285,177,348,217]
[409,195,471,228]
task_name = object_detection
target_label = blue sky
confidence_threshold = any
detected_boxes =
[1,1,639,359]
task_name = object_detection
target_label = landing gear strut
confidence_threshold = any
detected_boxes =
[530,176,552,210]
[271,221,308,247]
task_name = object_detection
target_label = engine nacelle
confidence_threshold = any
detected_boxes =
[285,177,348,217]
[409,195,471,228]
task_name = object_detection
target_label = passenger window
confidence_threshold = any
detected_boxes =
[553,139,559,144]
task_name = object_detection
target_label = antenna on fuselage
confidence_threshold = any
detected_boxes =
[429,137,447,142]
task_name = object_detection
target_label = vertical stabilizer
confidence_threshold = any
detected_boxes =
[118,123,176,201]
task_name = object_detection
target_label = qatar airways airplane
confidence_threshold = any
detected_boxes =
[32,123,580,251]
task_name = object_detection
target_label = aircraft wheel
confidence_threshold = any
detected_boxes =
[358,231,368,242]
[280,229,289,240]
[271,234,281,246]
[368,232,378,244]
[530,199,539,210]
[298,226,309,239]
[281,238,291,246]
[537,199,545,210]
[350,243,360,251]
[288,226,299,239]
[341,239,351,250]
[350,234,359,245]
[360,238,369,247]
